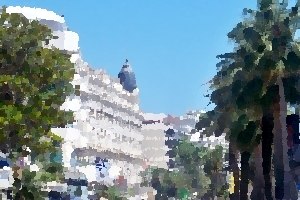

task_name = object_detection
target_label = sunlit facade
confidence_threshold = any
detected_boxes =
[53,55,145,189]
[3,6,146,199]
[141,113,170,169]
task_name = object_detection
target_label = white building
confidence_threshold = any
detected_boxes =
[6,6,79,53]
[4,6,146,198]
[141,113,170,169]
[52,57,145,189]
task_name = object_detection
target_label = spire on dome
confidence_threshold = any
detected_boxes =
[118,59,137,93]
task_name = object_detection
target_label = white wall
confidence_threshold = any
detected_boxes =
[142,113,169,169]
[6,6,79,52]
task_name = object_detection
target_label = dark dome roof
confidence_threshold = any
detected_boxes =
[118,59,137,93]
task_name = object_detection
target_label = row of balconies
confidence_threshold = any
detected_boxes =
[86,128,143,147]
[74,87,141,117]
[70,114,144,157]
[86,127,143,144]
[80,113,143,140]
[87,112,142,131]
[79,90,142,121]
[78,132,143,159]
[70,102,143,131]
[90,106,142,125]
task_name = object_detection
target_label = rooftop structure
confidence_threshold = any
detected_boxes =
[118,59,137,93]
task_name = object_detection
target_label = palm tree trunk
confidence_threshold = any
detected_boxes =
[240,151,251,200]
[229,142,240,200]
[273,91,285,199]
[251,141,266,200]
[285,82,298,200]
[261,112,274,200]
[272,77,297,199]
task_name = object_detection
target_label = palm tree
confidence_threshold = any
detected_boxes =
[197,2,300,200]
[257,1,300,198]
[226,2,300,199]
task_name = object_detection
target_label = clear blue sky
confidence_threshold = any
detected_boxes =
[5,0,260,116]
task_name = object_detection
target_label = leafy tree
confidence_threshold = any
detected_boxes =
[0,6,75,199]
[172,139,212,199]
[165,128,178,169]
[104,185,126,200]
[90,182,127,200]
[12,151,66,200]
[202,145,229,198]
[143,137,228,199]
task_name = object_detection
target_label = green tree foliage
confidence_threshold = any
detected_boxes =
[12,154,65,200]
[92,183,126,200]
[0,6,75,198]
[143,137,228,199]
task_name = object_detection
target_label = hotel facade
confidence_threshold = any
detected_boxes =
[4,6,148,199]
